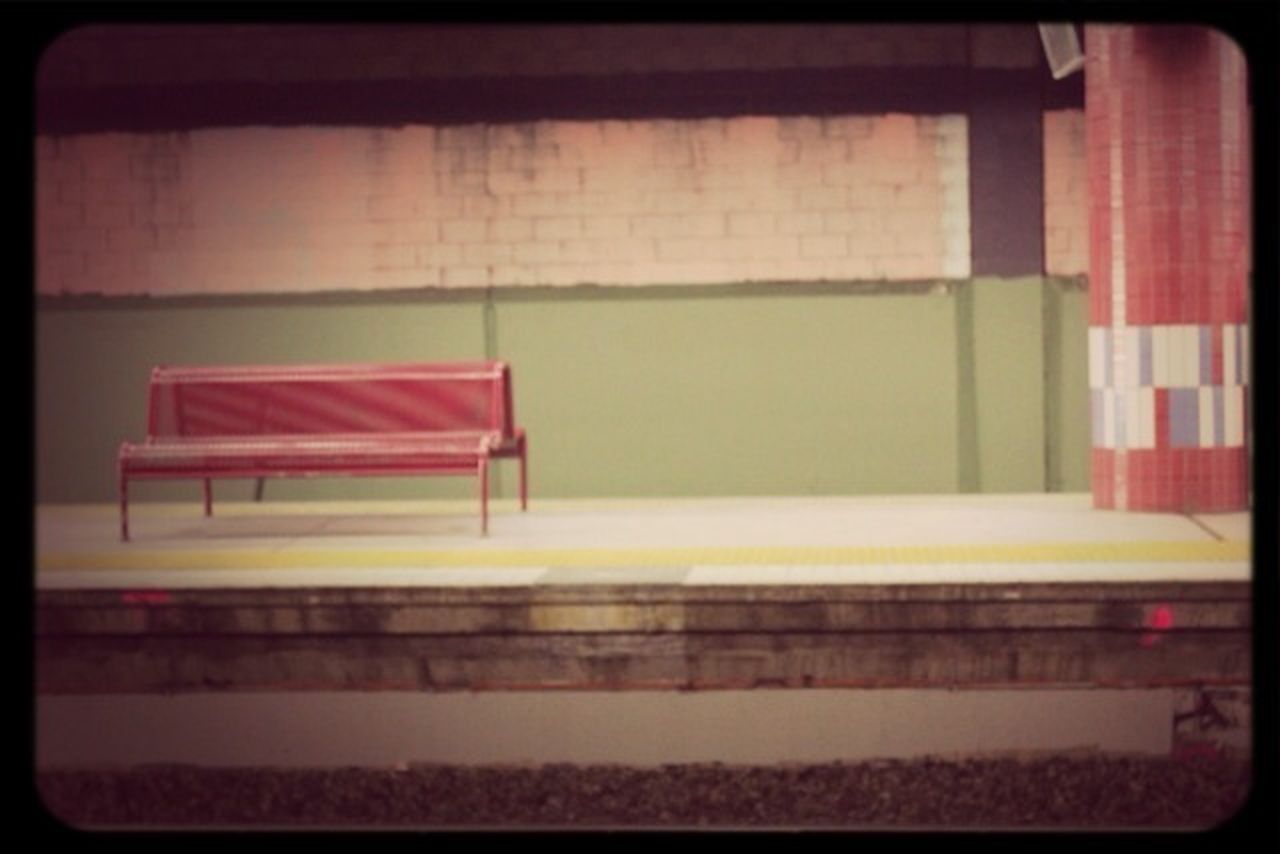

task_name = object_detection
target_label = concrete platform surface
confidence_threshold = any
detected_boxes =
[36,493,1250,589]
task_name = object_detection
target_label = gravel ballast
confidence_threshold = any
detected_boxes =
[36,754,1251,829]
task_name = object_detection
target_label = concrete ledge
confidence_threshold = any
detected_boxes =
[36,582,1250,634]
[36,581,1250,693]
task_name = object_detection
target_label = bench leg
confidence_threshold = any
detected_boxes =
[119,475,130,542]
[203,478,213,517]
[519,436,528,512]
[479,458,489,536]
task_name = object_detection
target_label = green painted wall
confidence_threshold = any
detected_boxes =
[1045,278,1092,492]
[970,277,1047,493]
[36,299,488,503]
[34,279,1090,505]
[495,289,958,497]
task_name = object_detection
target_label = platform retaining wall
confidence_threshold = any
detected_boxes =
[34,579,1252,767]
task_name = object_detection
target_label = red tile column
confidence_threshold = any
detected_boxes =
[1086,25,1249,512]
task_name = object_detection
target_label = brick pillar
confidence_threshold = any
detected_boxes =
[1086,25,1249,512]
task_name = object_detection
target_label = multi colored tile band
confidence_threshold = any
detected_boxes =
[1088,320,1250,510]
[1088,324,1248,451]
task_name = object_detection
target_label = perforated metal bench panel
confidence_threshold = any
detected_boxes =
[148,363,512,436]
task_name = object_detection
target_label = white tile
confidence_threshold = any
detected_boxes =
[938,122,970,282]
[1138,387,1155,449]
[1164,326,1180,388]
[1088,327,1105,389]
[1124,327,1141,389]
[1224,385,1244,446]
[1170,325,1188,388]
[942,256,970,280]
[1109,147,1126,316]
[1186,325,1203,388]
[1152,325,1170,387]
[1166,326,1182,387]
[1110,295,1126,316]
[1109,327,1125,389]
[1198,386,1215,448]
[1109,143,1125,205]
[1124,388,1141,448]
[1108,328,1123,388]
[1241,324,1249,383]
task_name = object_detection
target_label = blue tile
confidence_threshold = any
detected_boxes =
[1168,388,1200,448]
[1199,326,1212,385]
[1214,386,1224,447]
[1235,325,1243,384]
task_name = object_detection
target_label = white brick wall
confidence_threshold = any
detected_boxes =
[36,113,971,296]
[937,114,972,279]
[1043,109,1088,276]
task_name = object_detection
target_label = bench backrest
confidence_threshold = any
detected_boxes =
[145,361,517,440]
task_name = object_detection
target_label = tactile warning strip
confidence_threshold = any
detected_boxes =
[38,540,1249,573]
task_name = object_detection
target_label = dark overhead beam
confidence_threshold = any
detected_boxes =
[37,65,1082,134]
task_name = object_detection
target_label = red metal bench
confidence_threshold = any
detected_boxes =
[116,361,528,541]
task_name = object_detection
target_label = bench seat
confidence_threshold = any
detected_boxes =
[117,361,527,541]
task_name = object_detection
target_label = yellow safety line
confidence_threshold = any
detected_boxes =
[37,540,1250,573]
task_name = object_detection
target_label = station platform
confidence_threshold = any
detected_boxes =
[36,492,1249,589]
[34,493,1253,768]
[36,492,1250,691]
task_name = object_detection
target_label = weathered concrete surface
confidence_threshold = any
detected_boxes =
[35,581,1251,693]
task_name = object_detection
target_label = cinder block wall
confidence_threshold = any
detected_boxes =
[1043,109,1088,276]
[36,115,972,297]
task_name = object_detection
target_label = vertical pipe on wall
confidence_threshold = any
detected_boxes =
[483,286,499,361]
[483,286,503,498]
[954,281,980,492]
[1042,278,1062,491]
